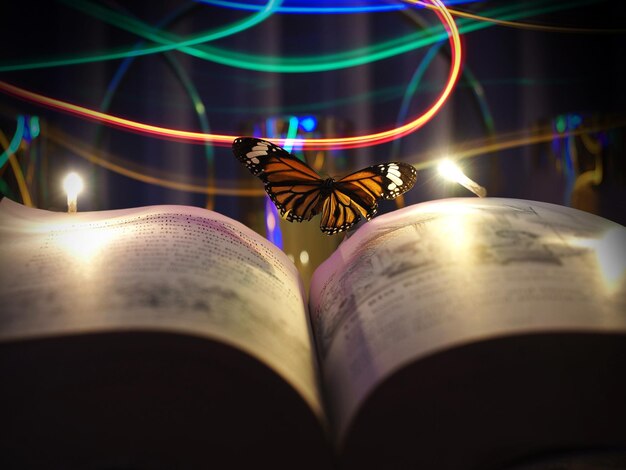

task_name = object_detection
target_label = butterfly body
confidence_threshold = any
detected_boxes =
[232,137,417,235]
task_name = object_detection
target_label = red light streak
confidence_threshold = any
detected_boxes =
[0,0,461,150]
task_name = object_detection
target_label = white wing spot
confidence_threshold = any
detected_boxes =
[387,173,404,186]
[251,157,260,164]
[388,183,397,190]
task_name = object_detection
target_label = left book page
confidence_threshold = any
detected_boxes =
[0,198,323,417]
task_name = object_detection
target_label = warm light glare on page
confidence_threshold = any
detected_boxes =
[55,228,115,263]
[570,227,626,295]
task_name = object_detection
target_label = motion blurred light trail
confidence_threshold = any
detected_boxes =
[0,0,283,72]
[0,0,461,151]
[60,0,599,73]
[38,116,626,197]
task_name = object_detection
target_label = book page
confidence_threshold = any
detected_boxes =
[0,199,323,417]
[309,198,626,440]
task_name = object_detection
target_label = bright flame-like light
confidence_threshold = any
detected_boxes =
[63,172,84,213]
[438,159,487,197]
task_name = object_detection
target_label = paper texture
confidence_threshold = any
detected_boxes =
[309,198,626,440]
[0,199,322,416]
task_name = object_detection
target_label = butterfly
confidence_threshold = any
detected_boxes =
[232,137,417,235]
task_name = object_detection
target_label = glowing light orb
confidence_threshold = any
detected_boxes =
[63,172,84,213]
[438,159,487,197]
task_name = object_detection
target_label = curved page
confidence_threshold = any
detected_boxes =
[0,199,322,417]
[309,197,626,440]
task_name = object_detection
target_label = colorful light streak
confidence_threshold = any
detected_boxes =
[0,0,596,73]
[67,0,599,72]
[2,1,609,155]
[32,118,626,199]
[65,0,457,73]
[45,126,264,196]
[0,80,231,146]
[412,118,626,171]
[0,0,462,150]
[409,0,626,34]
[198,0,479,14]
[0,0,282,72]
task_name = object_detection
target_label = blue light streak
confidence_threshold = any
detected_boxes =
[198,0,480,14]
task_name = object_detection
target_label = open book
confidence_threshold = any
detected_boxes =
[1,197,625,469]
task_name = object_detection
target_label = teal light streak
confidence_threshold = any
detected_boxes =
[56,0,596,73]
[0,0,282,72]
[0,0,595,73]
[0,115,25,169]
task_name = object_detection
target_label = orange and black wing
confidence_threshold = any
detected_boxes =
[232,137,326,222]
[319,163,417,235]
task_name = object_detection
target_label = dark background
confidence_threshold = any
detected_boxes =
[1,0,625,228]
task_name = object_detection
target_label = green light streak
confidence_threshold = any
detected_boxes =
[65,0,519,72]
[0,0,595,73]
[0,0,282,72]
[192,0,596,72]
[67,0,596,73]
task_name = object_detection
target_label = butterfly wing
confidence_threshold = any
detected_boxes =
[232,137,325,222]
[319,163,417,235]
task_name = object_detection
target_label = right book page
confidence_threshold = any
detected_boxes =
[309,198,626,444]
